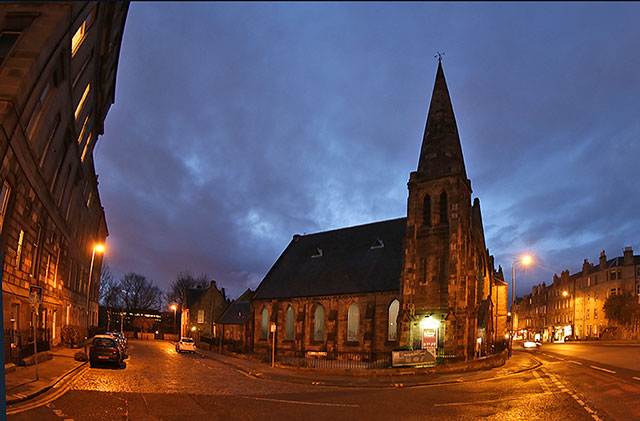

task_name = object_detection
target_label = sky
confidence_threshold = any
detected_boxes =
[94,2,640,302]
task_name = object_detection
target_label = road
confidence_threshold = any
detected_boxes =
[7,340,640,420]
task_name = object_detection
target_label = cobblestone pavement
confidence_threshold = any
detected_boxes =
[8,340,637,420]
[69,339,329,396]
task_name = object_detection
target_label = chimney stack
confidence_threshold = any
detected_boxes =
[623,246,633,265]
[599,250,607,270]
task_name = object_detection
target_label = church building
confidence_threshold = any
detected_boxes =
[251,61,507,363]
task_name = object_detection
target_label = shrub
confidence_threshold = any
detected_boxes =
[61,325,82,348]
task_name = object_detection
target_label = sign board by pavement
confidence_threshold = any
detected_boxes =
[29,286,43,304]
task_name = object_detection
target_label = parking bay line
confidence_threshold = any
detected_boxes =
[236,396,359,408]
[589,366,616,374]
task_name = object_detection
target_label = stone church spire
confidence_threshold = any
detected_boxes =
[417,60,467,181]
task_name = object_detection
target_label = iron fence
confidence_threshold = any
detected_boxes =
[278,350,391,370]
[3,328,51,364]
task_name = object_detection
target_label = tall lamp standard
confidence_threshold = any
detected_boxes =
[85,244,105,354]
[509,255,531,357]
[170,304,177,336]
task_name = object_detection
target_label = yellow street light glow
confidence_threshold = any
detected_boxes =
[419,316,439,330]
[522,255,531,265]
[191,326,196,332]
[94,244,105,253]
[562,291,569,297]
[170,304,177,311]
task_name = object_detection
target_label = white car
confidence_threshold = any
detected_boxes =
[176,337,197,353]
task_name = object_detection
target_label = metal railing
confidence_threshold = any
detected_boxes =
[3,328,51,364]
[278,350,391,370]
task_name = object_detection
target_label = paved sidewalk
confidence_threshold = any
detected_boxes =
[4,346,86,405]
[196,347,540,388]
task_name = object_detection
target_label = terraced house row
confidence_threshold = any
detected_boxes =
[513,247,640,342]
[0,2,128,364]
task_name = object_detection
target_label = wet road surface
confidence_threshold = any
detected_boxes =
[7,340,639,420]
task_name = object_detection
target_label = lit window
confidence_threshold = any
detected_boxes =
[16,229,24,270]
[347,303,360,342]
[197,309,204,324]
[77,115,89,144]
[314,305,324,342]
[81,133,93,162]
[285,306,294,340]
[71,9,96,56]
[260,307,268,340]
[74,83,91,120]
[388,300,399,341]
[0,181,11,231]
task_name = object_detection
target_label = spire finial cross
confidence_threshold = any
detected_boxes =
[435,51,445,63]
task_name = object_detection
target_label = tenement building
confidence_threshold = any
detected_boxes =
[251,61,507,363]
[1,2,128,362]
[514,247,640,342]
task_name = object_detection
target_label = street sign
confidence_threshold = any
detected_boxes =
[29,286,43,304]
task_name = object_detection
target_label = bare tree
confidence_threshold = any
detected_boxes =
[99,262,121,308]
[166,271,210,310]
[120,272,162,313]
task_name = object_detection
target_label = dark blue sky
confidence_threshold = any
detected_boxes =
[94,2,640,301]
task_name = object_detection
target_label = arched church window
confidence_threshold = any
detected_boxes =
[423,194,431,226]
[314,304,325,342]
[347,303,360,342]
[285,305,294,340]
[388,300,399,341]
[439,191,448,224]
[260,307,269,340]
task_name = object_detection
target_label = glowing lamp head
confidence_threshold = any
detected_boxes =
[562,291,569,297]
[522,255,531,265]
[170,304,177,311]
[94,244,105,253]
[191,326,196,332]
[419,316,439,330]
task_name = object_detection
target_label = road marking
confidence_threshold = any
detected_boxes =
[569,361,582,365]
[632,377,640,382]
[590,366,616,374]
[542,368,602,421]
[237,395,359,408]
[532,370,551,393]
[434,392,555,407]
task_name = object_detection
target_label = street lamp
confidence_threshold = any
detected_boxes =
[85,244,105,354]
[170,304,177,336]
[509,255,532,357]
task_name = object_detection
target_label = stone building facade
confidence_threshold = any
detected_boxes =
[514,247,640,342]
[181,281,229,339]
[0,2,128,360]
[251,61,506,363]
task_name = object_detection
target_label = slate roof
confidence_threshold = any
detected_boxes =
[254,218,406,300]
[217,301,251,325]
[186,288,205,306]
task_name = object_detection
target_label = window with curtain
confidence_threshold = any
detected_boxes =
[260,307,268,339]
[285,306,294,340]
[314,305,324,342]
[388,299,399,341]
[347,303,360,342]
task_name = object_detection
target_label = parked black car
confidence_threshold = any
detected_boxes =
[89,335,123,368]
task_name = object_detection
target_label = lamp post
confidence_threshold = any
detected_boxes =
[170,304,177,336]
[509,255,531,357]
[84,244,104,355]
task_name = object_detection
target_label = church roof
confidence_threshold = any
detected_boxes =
[417,60,468,180]
[253,218,406,300]
[217,301,251,325]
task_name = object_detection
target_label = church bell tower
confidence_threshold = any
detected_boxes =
[399,59,479,359]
